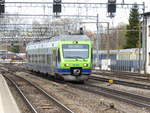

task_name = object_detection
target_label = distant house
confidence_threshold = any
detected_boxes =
[1,54,23,60]
[0,50,23,61]
[0,50,7,58]
[16,53,26,59]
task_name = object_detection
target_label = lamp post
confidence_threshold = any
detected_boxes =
[95,14,100,69]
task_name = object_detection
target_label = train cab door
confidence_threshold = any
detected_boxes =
[56,48,61,68]
[91,48,93,64]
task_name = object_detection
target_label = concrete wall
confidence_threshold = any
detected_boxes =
[0,75,20,113]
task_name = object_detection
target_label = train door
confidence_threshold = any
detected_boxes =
[55,49,57,67]
[52,49,56,73]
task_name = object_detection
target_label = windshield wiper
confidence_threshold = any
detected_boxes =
[74,56,84,59]
[65,56,85,59]
[65,56,76,59]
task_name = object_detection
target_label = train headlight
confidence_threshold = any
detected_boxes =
[64,64,69,66]
[84,64,88,67]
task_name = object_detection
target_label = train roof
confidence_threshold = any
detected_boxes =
[26,35,91,50]
[27,35,90,45]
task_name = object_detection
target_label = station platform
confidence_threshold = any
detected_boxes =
[0,74,20,113]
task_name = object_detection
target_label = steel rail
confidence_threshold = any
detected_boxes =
[4,74,75,113]
[69,83,150,109]
[2,65,149,109]
[3,75,38,113]
[22,77,75,113]
[89,76,150,90]
[93,70,148,77]
[92,71,149,82]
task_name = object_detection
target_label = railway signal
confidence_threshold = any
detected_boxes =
[53,0,61,14]
[0,0,5,15]
[80,27,84,35]
[107,0,116,17]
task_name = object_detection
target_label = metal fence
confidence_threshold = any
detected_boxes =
[93,49,144,73]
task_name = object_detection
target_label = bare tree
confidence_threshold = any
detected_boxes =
[1,16,26,37]
[32,18,81,37]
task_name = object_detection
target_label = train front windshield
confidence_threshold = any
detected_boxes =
[62,44,89,59]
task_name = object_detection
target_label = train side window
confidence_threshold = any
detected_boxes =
[31,54,33,63]
[149,53,150,65]
[45,55,47,64]
[30,55,32,63]
[149,26,150,36]
[41,54,43,64]
[28,55,30,62]
[39,55,41,64]
[33,54,35,63]
[47,55,50,64]
[37,54,39,64]
[34,54,36,63]
[42,55,44,64]
[40,55,42,64]
[43,55,45,64]
[36,54,38,63]
[41,55,43,64]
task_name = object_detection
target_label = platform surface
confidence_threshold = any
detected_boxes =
[0,74,20,113]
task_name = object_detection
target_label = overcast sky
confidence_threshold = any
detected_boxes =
[4,0,150,31]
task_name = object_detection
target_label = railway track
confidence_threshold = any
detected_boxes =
[17,68,150,110]
[89,75,150,90]
[69,83,150,109]
[95,70,148,77]
[1,64,150,110]
[2,63,150,90]
[92,70,149,82]
[3,73,75,113]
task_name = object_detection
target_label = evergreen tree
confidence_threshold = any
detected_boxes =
[124,4,140,49]
[11,45,20,53]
